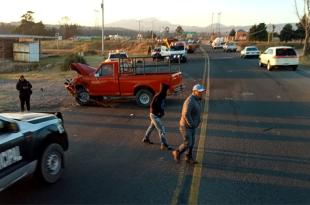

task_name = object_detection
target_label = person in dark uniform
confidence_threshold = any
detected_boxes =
[16,75,32,112]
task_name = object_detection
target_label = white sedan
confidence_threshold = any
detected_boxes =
[259,46,299,71]
[240,46,260,58]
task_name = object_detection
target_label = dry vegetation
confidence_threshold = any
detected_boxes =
[41,39,154,56]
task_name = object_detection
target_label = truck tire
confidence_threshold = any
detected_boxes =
[136,89,153,107]
[76,88,90,105]
[36,143,65,184]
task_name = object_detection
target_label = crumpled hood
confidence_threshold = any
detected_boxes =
[70,63,96,76]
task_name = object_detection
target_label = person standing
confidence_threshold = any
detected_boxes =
[172,84,206,164]
[16,75,32,112]
[142,83,172,150]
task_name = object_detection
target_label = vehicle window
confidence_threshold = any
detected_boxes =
[170,45,185,51]
[97,64,113,77]
[276,48,296,56]
[246,47,258,51]
[0,120,18,134]
[0,120,4,134]
[267,49,273,55]
[109,53,128,59]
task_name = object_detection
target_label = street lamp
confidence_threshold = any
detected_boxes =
[101,0,104,57]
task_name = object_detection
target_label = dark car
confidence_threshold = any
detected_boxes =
[0,112,69,191]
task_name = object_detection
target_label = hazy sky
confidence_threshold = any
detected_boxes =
[0,0,302,27]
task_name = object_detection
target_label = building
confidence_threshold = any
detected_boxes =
[0,34,57,62]
[235,29,247,41]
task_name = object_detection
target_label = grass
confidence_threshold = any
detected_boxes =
[299,55,310,69]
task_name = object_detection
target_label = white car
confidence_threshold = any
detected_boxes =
[223,42,237,52]
[105,51,128,62]
[240,46,260,58]
[259,46,299,71]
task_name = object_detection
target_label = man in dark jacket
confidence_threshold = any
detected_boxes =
[16,75,32,112]
[142,83,172,150]
[172,84,206,164]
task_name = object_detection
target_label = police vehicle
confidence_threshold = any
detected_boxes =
[0,112,69,191]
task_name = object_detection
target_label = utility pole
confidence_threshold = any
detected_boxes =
[217,12,222,36]
[138,20,141,42]
[211,12,214,36]
[101,0,104,57]
[151,21,154,41]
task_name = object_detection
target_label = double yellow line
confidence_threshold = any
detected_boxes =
[170,47,211,205]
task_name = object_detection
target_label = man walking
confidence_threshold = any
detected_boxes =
[172,84,206,164]
[142,83,172,150]
[16,75,32,112]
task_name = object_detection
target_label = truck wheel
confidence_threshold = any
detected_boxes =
[136,89,153,107]
[76,89,90,105]
[36,143,65,184]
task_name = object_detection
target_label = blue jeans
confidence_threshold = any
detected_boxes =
[178,126,196,157]
[144,113,168,145]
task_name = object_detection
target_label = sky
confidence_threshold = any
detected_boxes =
[0,0,303,27]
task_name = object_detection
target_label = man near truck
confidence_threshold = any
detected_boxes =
[172,84,206,164]
[142,83,173,150]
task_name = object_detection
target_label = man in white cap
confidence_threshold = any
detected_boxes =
[172,84,206,164]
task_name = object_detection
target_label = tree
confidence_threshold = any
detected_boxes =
[14,11,48,35]
[256,23,268,41]
[229,29,236,37]
[295,21,305,42]
[280,24,294,42]
[175,25,184,37]
[58,16,80,39]
[295,0,310,55]
[249,24,257,41]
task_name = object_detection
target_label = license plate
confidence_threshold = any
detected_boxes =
[0,146,23,170]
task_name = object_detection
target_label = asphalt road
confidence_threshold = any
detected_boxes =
[1,45,310,204]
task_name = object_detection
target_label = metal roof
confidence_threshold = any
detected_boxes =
[0,34,57,40]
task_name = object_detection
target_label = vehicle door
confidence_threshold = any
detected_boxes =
[261,49,271,64]
[90,63,120,96]
[0,119,31,181]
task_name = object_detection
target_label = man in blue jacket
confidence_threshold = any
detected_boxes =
[142,83,172,150]
[172,84,206,164]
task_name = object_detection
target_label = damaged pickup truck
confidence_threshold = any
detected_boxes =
[65,58,183,107]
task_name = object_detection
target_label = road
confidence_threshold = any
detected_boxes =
[1,45,310,204]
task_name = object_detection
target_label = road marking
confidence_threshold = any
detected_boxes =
[170,46,210,205]
[188,46,210,205]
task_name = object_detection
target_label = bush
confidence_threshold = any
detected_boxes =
[62,54,87,71]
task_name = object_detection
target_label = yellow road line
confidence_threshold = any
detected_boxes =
[170,46,210,205]
[188,47,210,205]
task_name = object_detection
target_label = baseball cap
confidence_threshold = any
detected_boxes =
[192,84,206,92]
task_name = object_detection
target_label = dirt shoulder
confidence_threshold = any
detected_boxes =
[0,67,77,112]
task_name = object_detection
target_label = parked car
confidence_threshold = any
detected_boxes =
[151,46,170,61]
[240,46,260,58]
[259,46,299,71]
[105,51,128,62]
[0,112,69,191]
[212,37,225,49]
[223,42,237,52]
[65,57,183,107]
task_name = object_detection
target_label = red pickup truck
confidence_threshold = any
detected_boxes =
[65,58,183,107]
